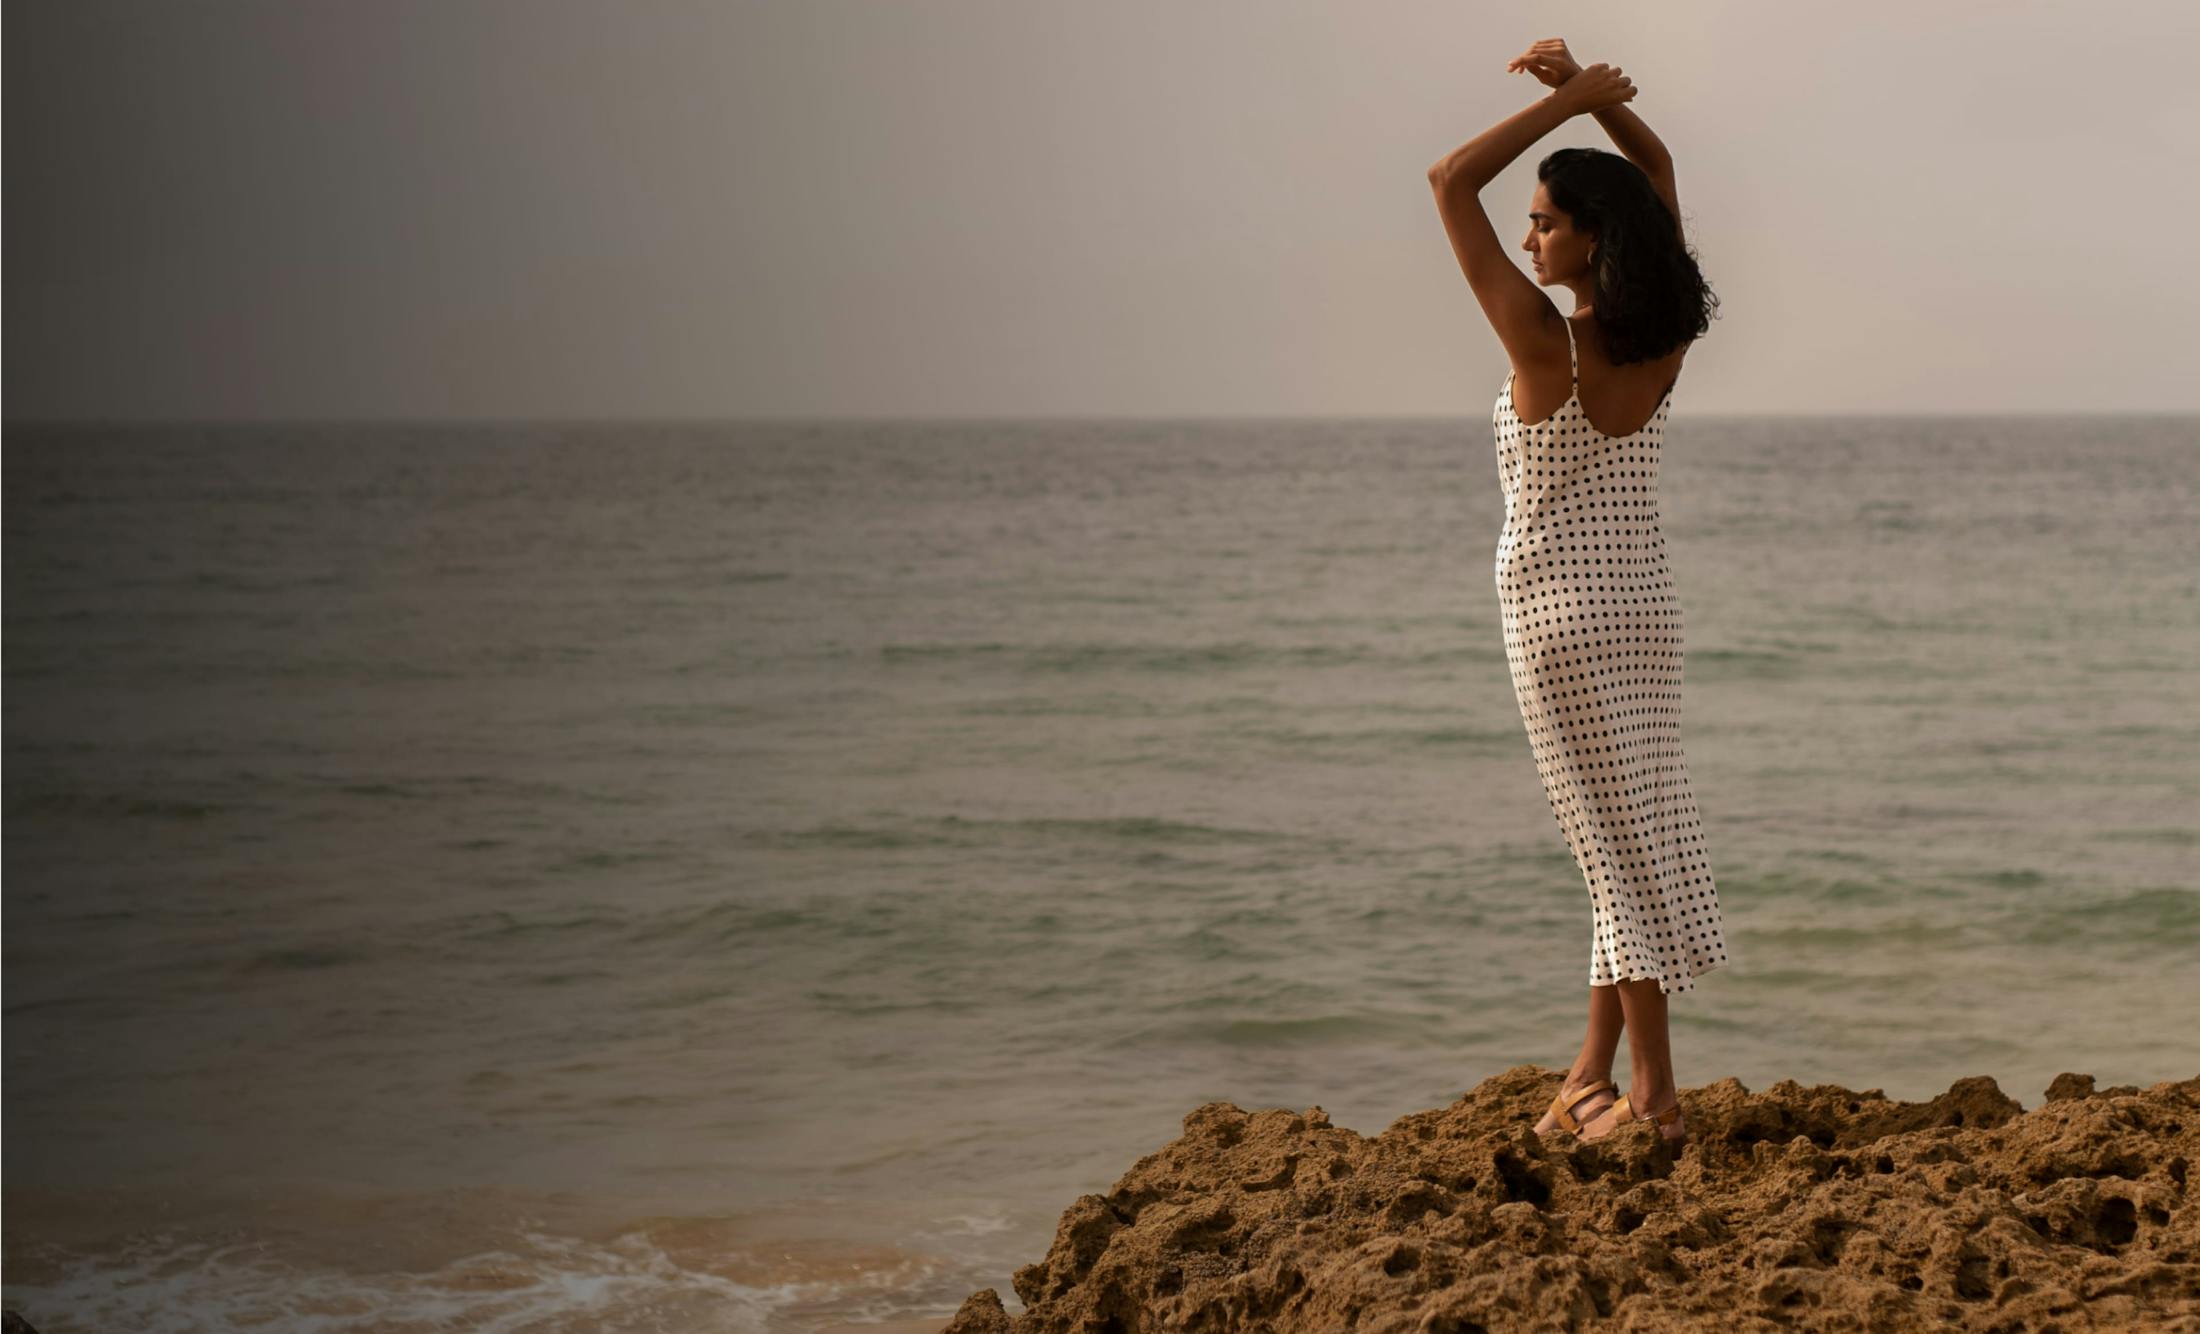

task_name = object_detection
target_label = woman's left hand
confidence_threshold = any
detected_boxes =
[1507,38,1583,89]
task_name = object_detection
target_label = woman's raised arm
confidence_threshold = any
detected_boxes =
[1509,39,1680,228]
[1426,62,1634,192]
[1509,39,1670,174]
[1590,104,1672,177]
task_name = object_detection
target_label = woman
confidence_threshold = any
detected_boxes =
[1425,40,1731,1150]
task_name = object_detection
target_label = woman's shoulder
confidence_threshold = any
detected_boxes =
[1572,315,1690,374]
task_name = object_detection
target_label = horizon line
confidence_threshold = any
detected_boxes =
[9,408,2195,430]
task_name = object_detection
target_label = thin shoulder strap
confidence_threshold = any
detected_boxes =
[1561,316,1578,389]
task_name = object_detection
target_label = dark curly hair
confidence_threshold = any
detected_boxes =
[1537,147,1719,364]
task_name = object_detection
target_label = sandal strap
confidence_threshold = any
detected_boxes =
[1549,1077,1616,1132]
[1614,1093,1686,1129]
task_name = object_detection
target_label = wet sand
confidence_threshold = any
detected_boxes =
[936,1066,2199,1332]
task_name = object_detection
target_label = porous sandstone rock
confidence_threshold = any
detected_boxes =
[943,1065,2200,1332]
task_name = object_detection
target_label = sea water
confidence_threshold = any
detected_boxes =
[5,415,2195,1331]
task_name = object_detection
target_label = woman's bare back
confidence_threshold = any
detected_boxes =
[1509,311,1687,439]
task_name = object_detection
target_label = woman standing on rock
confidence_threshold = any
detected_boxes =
[1425,39,1731,1148]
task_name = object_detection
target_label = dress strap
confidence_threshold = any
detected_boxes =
[1562,316,1578,390]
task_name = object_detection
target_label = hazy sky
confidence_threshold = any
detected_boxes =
[6,0,2196,422]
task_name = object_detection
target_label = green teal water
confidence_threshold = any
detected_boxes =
[4,416,2195,1329]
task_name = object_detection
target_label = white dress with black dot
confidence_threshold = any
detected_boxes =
[1492,317,1731,995]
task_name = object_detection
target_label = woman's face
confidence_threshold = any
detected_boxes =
[1522,185,1589,286]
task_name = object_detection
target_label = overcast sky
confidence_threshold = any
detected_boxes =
[6,0,2196,422]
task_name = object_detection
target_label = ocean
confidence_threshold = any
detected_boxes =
[4,415,2195,1331]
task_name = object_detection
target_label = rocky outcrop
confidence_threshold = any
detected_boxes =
[943,1065,2199,1331]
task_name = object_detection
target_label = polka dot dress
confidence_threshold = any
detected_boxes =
[1491,317,1731,995]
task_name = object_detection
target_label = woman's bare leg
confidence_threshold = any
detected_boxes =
[1578,977,1685,1138]
[1531,983,1624,1132]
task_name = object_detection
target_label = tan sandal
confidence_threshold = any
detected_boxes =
[1544,1077,1618,1138]
[1606,1092,1689,1149]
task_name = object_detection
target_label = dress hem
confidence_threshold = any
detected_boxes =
[1592,955,1730,996]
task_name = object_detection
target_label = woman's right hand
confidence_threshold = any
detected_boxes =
[1551,63,1636,117]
